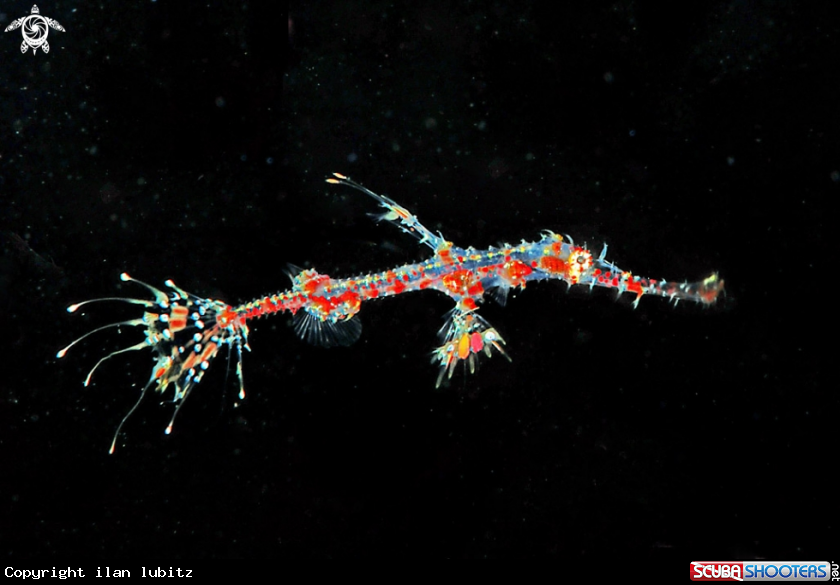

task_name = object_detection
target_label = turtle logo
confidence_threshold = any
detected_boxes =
[5,5,65,55]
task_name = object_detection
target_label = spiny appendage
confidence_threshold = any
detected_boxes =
[326,172,445,250]
[631,271,725,307]
[432,307,511,387]
[58,273,250,453]
[586,252,725,308]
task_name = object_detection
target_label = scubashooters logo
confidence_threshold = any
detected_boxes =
[690,561,834,581]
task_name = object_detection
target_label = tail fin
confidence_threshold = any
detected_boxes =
[58,273,250,453]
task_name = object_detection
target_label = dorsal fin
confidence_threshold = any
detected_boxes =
[326,173,447,250]
[285,263,305,283]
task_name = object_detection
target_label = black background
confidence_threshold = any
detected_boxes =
[0,0,833,560]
